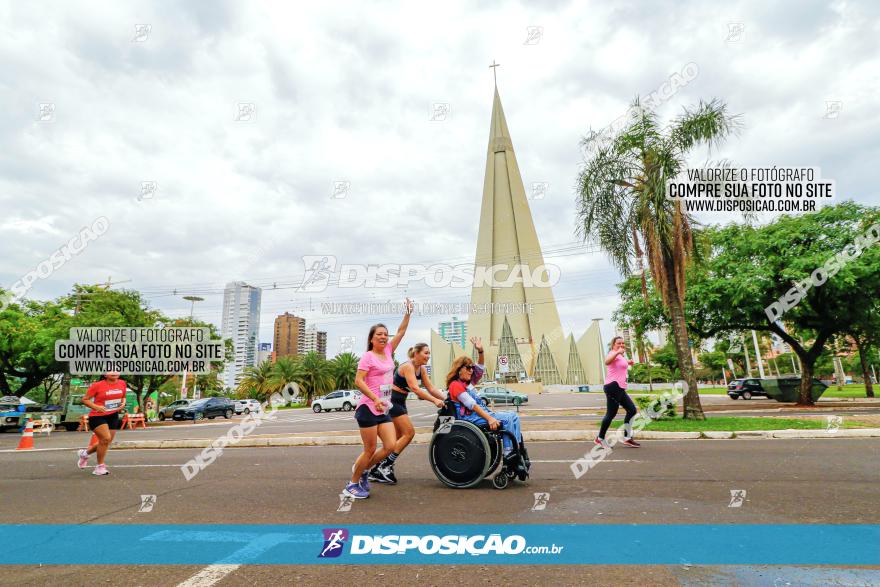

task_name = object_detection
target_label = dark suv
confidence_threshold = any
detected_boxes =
[173,397,235,420]
[727,378,767,400]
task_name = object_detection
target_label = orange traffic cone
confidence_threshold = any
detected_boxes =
[16,419,35,450]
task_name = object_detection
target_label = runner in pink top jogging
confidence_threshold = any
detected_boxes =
[596,336,640,448]
[343,298,414,499]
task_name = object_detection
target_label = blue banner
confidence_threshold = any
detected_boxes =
[2,524,878,565]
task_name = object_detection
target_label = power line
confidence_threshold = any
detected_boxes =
[136,240,606,299]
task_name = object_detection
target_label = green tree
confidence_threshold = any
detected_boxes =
[699,350,727,379]
[296,352,336,405]
[0,296,72,397]
[194,369,225,397]
[330,352,359,390]
[773,352,801,377]
[652,342,680,375]
[577,98,741,419]
[686,202,880,404]
[237,360,277,402]
[629,362,673,383]
[65,286,167,409]
[162,316,230,404]
[845,298,879,396]
[270,356,302,399]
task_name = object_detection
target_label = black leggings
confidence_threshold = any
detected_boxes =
[598,381,637,439]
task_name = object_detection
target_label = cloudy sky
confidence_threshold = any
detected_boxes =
[1,0,878,355]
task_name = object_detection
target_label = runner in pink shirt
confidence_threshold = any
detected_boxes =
[596,336,640,448]
[343,298,413,499]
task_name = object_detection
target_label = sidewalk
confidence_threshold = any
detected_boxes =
[90,426,880,450]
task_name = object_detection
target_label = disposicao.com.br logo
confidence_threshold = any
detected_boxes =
[318,528,349,558]
[318,529,563,557]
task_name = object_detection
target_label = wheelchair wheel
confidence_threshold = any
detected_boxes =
[486,433,502,476]
[492,473,509,490]
[519,444,531,481]
[429,420,492,488]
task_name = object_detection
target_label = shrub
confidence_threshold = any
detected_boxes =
[635,394,676,419]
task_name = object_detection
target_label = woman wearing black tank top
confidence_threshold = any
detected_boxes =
[369,342,444,484]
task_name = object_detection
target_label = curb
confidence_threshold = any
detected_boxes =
[702,431,734,439]
[731,431,771,439]
[106,427,880,449]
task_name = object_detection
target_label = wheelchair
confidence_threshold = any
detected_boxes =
[428,399,530,490]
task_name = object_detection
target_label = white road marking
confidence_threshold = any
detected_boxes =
[0,447,78,453]
[269,414,351,423]
[176,564,240,587]
[530,459,640,463]
[102,464,186,468]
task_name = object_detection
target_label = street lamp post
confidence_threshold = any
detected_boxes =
[180,296,204,399]
[183,296,204,320]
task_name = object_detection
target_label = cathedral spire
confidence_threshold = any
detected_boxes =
[467,84,567,382]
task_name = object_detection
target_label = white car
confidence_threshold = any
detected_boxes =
[234,399,262,415]
[312,390,359,413]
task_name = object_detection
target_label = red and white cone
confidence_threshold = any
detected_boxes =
[16,419,35,450]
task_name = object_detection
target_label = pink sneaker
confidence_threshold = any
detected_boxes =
[77,449,89,469]
[92,464,110,476]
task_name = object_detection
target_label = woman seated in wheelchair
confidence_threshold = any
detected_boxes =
[445,349,523,459]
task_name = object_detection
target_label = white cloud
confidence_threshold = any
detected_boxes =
[0,0,877,354]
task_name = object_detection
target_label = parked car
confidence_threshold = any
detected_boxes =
[173,397,235,420]
[0,398,25,432]
[234,399,262,415]
[312,390,359,413]
[2,391,137,432]
[159,399,192,421]
[476,386,529,406]
[727,378,768,400]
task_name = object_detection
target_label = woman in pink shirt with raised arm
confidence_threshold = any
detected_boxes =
[596,336,640,449]
[343,298,413,499]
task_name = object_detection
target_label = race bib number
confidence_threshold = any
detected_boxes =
[379,384,392,398]
[104,399,122,410]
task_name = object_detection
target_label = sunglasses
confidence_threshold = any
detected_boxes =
[462,365,474,371]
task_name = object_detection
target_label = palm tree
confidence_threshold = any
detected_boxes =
[237,360,276,402]
[270,356,303,400]
[297,352,336,405]
[330,352,359,390]
[576,98,741,419]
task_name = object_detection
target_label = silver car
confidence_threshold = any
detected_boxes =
[158,399,191,421]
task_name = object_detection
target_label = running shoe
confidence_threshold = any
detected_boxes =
[343,481,369,499]
[359,469,371,492]
[92,464,110,476]
[368,465,393,484]
[620,438,641,448]
[381,465,397,485]
[594,437,611,450]
[77,449,89,469]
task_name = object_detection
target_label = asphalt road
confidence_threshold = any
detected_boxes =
[1,438,878,585]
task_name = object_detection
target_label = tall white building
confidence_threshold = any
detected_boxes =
[438,316,467,348]
[221,281,262,390]
[301,325,328,358]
